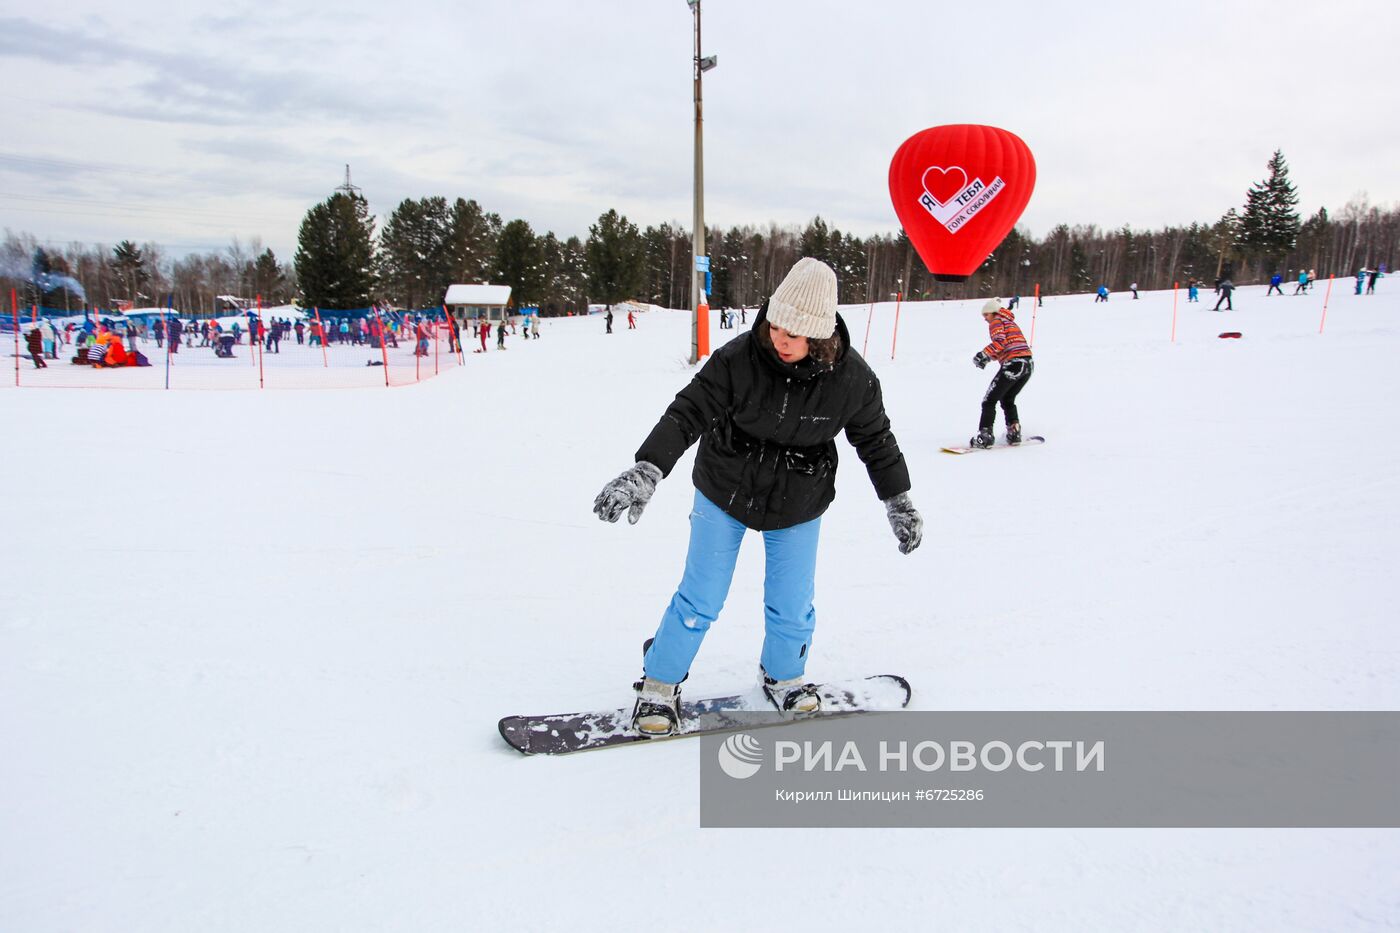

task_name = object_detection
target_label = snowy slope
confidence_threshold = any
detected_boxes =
[2,283,1397,931]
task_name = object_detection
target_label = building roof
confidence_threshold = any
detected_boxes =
[445,284,512,306]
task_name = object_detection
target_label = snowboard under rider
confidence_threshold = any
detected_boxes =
[592,257,924,737]
[971,297,1034,449]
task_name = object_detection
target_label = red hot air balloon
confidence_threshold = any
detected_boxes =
[888,124,1036,282]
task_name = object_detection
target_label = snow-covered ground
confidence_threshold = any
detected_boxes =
[2,282,1397,931]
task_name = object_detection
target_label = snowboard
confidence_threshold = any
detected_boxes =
[498,674,912,755]
[941,435,1045,455]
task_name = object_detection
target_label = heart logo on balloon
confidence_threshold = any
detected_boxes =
[920,166,968,206]
[889,125,1036,282]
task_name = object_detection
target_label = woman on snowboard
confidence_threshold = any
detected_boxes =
[593,257,923,737]
[970,297,1034,449]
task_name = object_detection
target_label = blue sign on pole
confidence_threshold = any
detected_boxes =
[695,255,710,272]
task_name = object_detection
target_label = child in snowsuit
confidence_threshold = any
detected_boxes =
[971,298,1033,448]
[593,258,923,737]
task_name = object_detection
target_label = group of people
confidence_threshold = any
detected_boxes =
[590,257,1033,736]
[21,319,152,369]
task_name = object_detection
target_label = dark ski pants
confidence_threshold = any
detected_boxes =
[1267,285,1283,295]
[980,357,1033,431]
[1214,294,1233,311]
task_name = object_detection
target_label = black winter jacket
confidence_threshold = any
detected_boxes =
[635,304,911,531]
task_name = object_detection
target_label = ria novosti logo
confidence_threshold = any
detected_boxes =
[717,733,764,780]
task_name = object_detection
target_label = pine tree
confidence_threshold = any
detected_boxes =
[294,193,377,310]
[252,249,288,303]
[494,219,545,307]
[444,198,501,284]
[110,240,148,304]
[1239,149,1301,265]
[380,197,454,309]
[585,209,644,308]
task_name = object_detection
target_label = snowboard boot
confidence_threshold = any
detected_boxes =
[762,668,821,714]
[631,676,683,737]
[970,427,995,449]
[1006,422,1022,445]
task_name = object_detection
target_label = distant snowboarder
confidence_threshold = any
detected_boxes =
[970,298,1033,449]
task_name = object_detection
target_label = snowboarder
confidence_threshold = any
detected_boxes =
[970,297,1034,449]
[1267,273,1284,296]
[592,257,923,737]
[1213,278,1235,312]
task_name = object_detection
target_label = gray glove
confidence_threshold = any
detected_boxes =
[973,351,991,369]
[883,492,923,555]
[593,461,664,525]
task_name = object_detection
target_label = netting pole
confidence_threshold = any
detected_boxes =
[314,307,329,368]
[31,302,38,323]
[374,306,390,386]
[890,291,903,360]
[164,293,173,390]
[1029,284,1041,348]
[12,289,19,387]
[256,294,265,389]
[1170,281,1179,344]
[434,311,440,376]
[415,316,421,383]
[862,299,875,357]
[1319,275,1335,334]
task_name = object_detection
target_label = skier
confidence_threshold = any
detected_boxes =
[1294,270,1308,295]
[592,257,923,737]
[1095,285,1109,303]
[1130,282,1140,299]
[1187,280,1199,303]
[605,308,614,334]
[1213,278,1235,311]
[1366,269,1381,294]
[627,310,636,330]
[1267,273,1284,296]
[496,320,507,350]
[1355,269,1366,295]
[970,297,1033,449]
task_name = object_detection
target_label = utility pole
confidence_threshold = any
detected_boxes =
[688,0,716,364]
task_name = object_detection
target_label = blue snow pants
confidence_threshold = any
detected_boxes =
[643,490,821,684]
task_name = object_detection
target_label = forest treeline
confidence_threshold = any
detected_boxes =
[3,151,1396,316]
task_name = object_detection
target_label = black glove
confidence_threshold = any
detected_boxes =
[973,351,990,369]
[593,462,664,525]
[883,492,923,555]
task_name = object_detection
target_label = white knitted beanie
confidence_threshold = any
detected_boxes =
[767,257,838,339]
[981,297,1004,316]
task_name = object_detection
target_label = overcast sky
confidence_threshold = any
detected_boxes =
[1,0,1394,261]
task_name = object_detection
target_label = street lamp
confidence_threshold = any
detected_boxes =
[687,0,717,364]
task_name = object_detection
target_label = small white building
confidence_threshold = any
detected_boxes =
[445,284,513,326]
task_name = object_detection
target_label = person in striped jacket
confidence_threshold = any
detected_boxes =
[971,297,1034,448]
